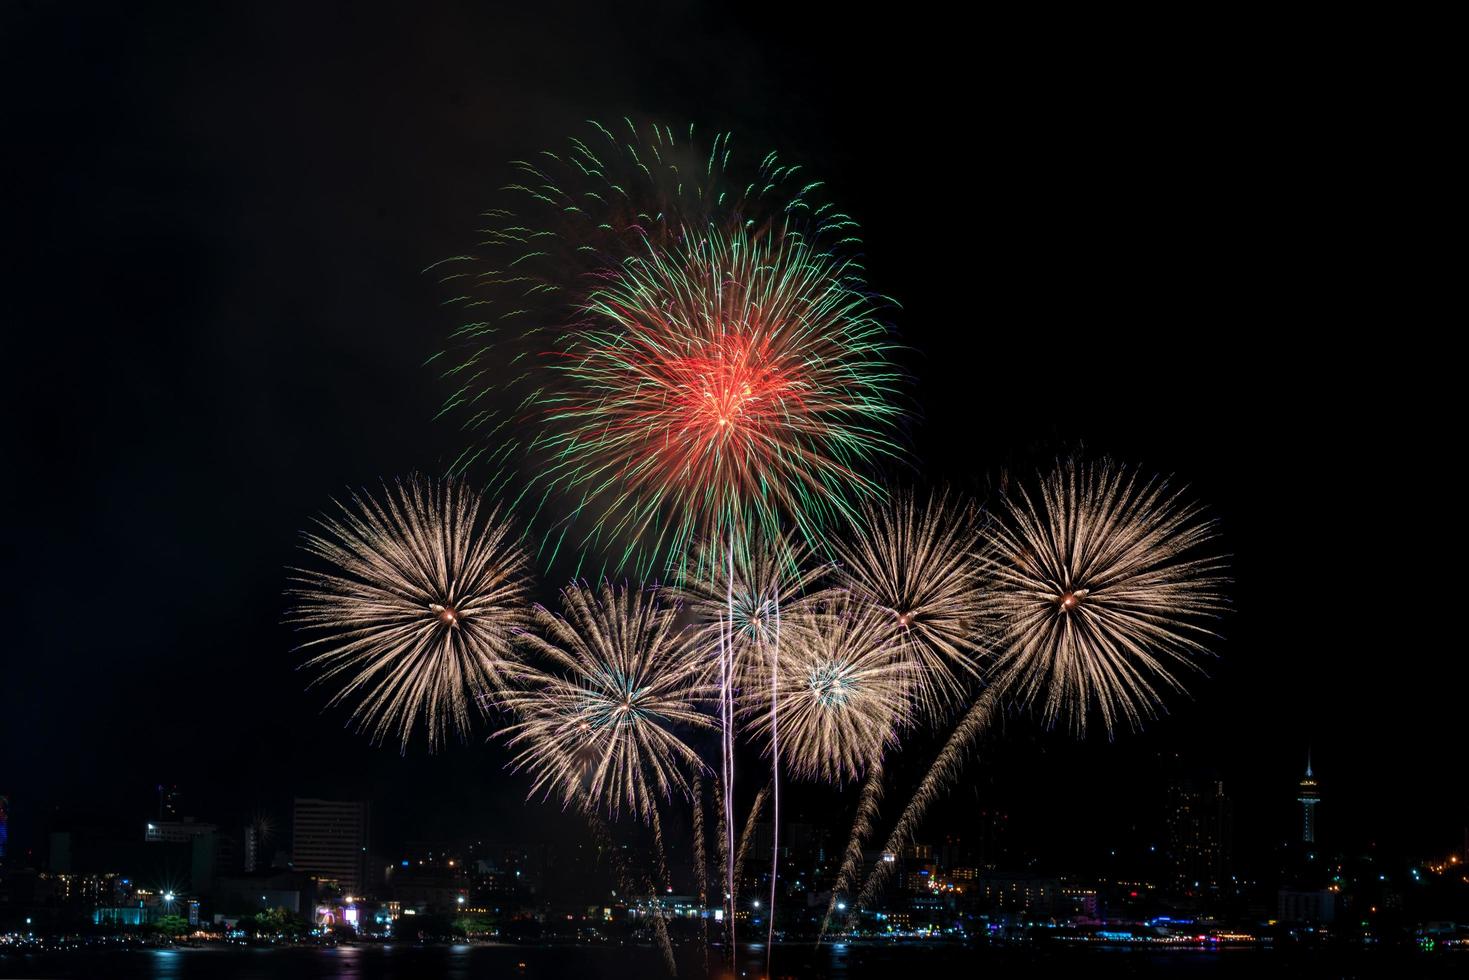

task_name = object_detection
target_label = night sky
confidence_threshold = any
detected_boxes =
[4,3,1460,878]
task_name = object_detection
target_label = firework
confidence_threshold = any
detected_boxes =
[985,459,1228,734]
[845,460,1227,921]
[834,488,987,719]
[670,533,832,693]
[819,491,985,932]
[743,598,914,783]
[501,582,715,821]
[436,123,906,975]
[287,477,530,752]
[434,121,903,576]
[431,121,737,483]
[536,221,902,575]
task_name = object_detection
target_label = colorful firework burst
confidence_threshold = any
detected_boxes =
[501,582,715,820]
[432,120,904,576]
[743,597,915,783]
[538,222,902,574]
[834,488,988,719]
[287,477,531,752]
[432,121,857,477]
[434,124,709,476]
[982,459,1228,734]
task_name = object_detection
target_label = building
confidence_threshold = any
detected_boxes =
[0,794,9,865]
[1165,775,1232,897]
[1297,752,1321,845]
[213,869,318,916]
[1058,882,1101,920]
[292,799,369,897]
[973,809,1010,870]
[145,819,217,844]
[974,872,1060,916]
[243,823,261,873]
[1278,887,1336,924]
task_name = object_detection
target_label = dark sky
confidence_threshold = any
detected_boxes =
[3,2,1460,875]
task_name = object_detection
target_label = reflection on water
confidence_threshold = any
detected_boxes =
[0,943,1461,980]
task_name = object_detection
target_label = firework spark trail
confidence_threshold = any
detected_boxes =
[674,534,826,964]
[672,535,831,695]
[767,580,781,961]
[846,684,1003,929]
[734,780,772,904]
[713,776,729,922]
[650,804,670,892]
[819,753,884,939]
[834,488,987,720]
[500,582,714,821]
[673,536,828,963]
[721,538,737,966]
[287,476,530,752]
[586,810,676,975]
[691,772,709,974]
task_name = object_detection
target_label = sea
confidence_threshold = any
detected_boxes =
[0,941,1460,979]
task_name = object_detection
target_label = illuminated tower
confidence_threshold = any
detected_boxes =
[1296,751,1320,844]
[0,794,9,864]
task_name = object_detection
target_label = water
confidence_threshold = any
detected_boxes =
[0,942,1459,979]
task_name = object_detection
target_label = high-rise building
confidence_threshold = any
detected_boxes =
[292,799,370,897]
[1297,752,1321,844]
[243,810,275,873]
[0,794,9,864]
[973,809,1010,870]
[1165,776,1232,896]
[243,823,260,873]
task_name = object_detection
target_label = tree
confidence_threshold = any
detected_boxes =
[243,905,308,939]
[156,914,190,937]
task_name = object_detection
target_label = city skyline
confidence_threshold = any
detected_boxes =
[6,754,1466,944]
[6,742,1456,885]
